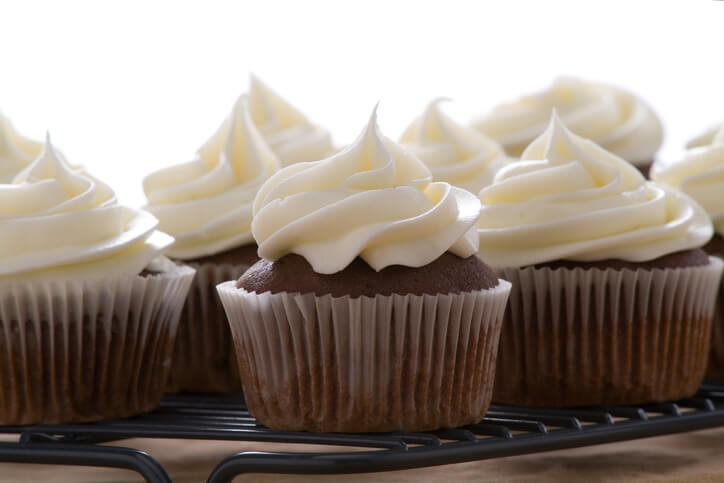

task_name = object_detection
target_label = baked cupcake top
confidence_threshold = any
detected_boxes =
[249,74,333,166]
[399,99,506,194]
[472,77,663,165]
[652,123,724,237]
[0,111,43,183]
[143,95,279,260]
[251,106,481,274]
[1,135,172,284]
[476,112,711,269]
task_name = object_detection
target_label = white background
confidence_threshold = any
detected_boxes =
[1,0,722,205]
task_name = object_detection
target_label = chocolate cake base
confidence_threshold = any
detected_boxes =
[0,267,194,425]
[166,243,259,393]
[494,249,720,407]
[238,252,498,297]
[704,235,724,379]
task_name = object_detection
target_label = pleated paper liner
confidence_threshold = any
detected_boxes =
[705,279,724,379]
[494,257,724,407]
[165,262,251,393]
[0,263,195,425]
[217,281,511,433]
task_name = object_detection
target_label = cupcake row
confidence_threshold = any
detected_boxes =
[1,76,723,433]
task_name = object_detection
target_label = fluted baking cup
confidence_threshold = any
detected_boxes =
[0,263,195,425]
[166,262,251,393]
[217,281,511,433]
[706,278,724,379]
[494,257,723,406]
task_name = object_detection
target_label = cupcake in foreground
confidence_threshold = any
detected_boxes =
[143,95,279,393]
[0,110,43,182]
[217,107,511,432]
[400,99,507,194]
[0,135,194,425]
[472,77,663,174]
[477,112,722,406]
[248,74,334,166]
[652,123,724,378]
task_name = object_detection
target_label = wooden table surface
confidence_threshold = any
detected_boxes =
[3,426,724,482]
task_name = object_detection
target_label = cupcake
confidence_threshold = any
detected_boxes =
[217,107,511,432]
[143,95,279,393]
[0,135,194,425]
[0,111,43,182]
[248,74,333,166]
[399,99,507,194]
[476,112,722,406]
[472,77,663,175]
[652,123,724,378]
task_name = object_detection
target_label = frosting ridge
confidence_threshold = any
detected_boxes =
[400,99,506,194]
[472,77,663,165]
[252,106,481,274]
[476,112,711,269]
[143,95,279,259]
[0,111,44,182]
[653,124,724,236]
[248,75,333,166]
[1,134,171,283]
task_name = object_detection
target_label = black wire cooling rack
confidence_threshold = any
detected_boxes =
[2,382,724,483]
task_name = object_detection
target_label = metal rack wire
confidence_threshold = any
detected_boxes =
[2,383,724,483]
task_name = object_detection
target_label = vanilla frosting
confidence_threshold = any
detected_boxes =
[653,124,724,237]
[0,134,172,284]
[0,112,44,183]
[685,121,724,149]
[143,95,280,260]
[400,99,507,195]
[251,107,481,274]
[248,75,333,166]
[476,112,711,269]
[472,77,664,165]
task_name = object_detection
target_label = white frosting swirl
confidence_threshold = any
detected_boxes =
[0,111,44,183]
[653,124,724,236]
[685,121,724,149]
[476,112,711,269]
[248,75,333,166]
[252,107,481,274]
[143,95,280,259]
[1,135,172,284]
[400,99,507,195]
[472,77,663,165]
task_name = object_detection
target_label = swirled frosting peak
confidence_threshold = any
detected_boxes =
[476,112,712,269]
[251,106,481,274]
[144,95,280,259]
[472,77,663,165]
[653,124,724,236]
[248,74,333,166]
[1,134,172,283]
[0,111,44,182]
[686,121,724,149]
[400,99,506,195]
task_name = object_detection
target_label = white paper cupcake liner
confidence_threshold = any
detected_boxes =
[494,257,724,406]
[0,263,195,425]
[166,262,251,393]
[217,281,511,433]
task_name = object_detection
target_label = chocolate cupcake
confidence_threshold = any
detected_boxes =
[477,112,722,406]
[400,99,507,193]
[0,136,194,425]
[652,123,724,378]
[471,77,663,176]
[217,108,511,432]
[143,95,279,393]
[0,110,43,182]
